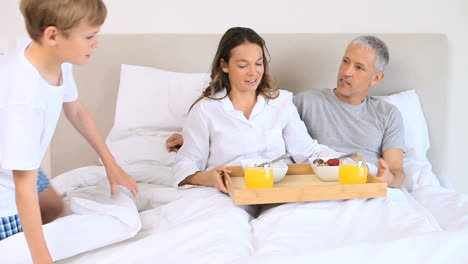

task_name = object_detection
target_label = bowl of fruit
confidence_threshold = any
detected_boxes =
[309,157,341,182]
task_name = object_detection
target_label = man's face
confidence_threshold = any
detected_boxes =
[335,44,382,104]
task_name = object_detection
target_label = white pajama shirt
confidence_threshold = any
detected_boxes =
[171,89,343,186]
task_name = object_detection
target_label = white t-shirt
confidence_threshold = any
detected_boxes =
[0,42,78,216]
[172,89,343,186]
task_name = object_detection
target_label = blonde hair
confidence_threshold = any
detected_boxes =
[191,27,278,110]
[20,0,107,42]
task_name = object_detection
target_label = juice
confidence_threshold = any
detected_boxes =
[244,167,274,189]
[338,164,368,184]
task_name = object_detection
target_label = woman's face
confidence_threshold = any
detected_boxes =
[221,42,264,94]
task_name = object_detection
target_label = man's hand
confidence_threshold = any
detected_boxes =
[166,133,183,152]
[379,148,405,188]
[376,158,395,186]
[105,163,138,197]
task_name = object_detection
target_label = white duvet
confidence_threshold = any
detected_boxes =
[0,166,141,263]
[1,164,467,263]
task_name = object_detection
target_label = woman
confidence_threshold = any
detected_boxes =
[171,27,343,192]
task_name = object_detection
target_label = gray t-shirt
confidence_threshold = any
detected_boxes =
[293,88,405,166]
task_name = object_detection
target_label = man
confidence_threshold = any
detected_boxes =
[293,35,405,188]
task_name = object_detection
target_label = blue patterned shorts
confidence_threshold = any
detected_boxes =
[0,214,22,240]
[37,168,50,194]
[0,169,50,240]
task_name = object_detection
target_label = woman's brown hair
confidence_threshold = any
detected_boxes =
[191,27,278,110]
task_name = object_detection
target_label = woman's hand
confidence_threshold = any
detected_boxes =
[166,133,183,152]
[183,165,232,193]
[350,155,364,162]
[204,166,232,193]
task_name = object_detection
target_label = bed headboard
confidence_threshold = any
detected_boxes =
[51,34,448,179]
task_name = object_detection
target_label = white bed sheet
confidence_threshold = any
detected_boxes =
[0,168,141,263]
[54,165,252,263]
[30,164,466,263]
[409,185,468,230]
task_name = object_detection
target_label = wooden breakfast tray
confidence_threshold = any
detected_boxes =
[224,163,387,205]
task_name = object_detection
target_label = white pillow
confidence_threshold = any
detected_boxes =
[374,90,440,190]
[106,129,178,167]
[107,65,210,166]
[114,64,210,130]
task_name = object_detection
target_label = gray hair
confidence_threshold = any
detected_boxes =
[348,35,389,73]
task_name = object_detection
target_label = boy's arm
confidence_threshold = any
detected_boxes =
[62,99,138,197]
[13,169,53,264]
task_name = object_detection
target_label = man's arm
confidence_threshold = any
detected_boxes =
[62,99,138,197]
[377,148,405,188]
[13,169,53,264]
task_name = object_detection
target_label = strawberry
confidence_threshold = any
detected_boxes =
[327,158,340,166]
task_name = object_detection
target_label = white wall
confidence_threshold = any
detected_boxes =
[1,0,467,193]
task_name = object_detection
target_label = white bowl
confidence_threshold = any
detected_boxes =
[240,159,289,182]
[309,157,339,182]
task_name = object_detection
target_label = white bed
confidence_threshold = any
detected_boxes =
[1,34,467,263]
[53,165,468,263]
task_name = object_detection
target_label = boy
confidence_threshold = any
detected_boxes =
[0,0,138,263]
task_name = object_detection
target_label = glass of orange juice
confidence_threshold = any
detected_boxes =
[244,164,274,189]
[339,158,368,184]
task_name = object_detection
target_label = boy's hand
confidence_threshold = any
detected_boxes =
[105,163,138,197]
